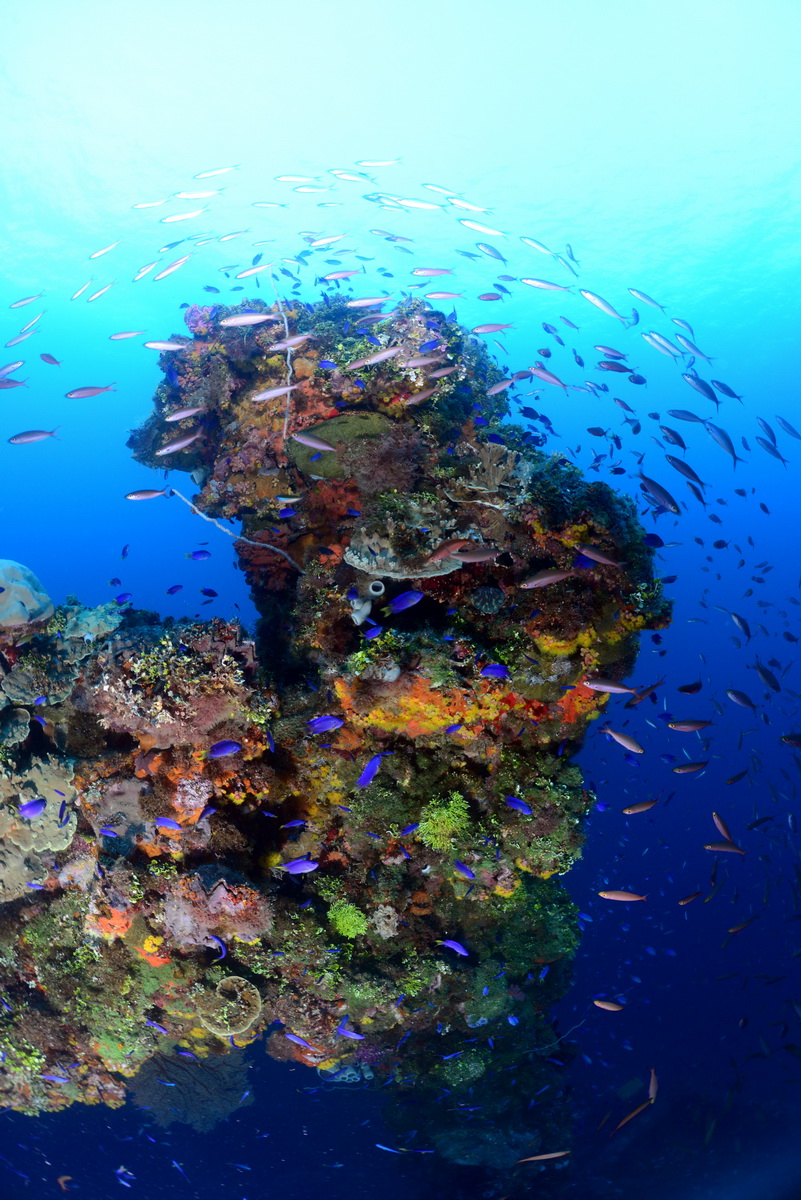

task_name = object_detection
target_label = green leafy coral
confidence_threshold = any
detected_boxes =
[416,791,471,852]
[328,899,368,939]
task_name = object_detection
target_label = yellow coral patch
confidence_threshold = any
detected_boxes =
[493,878,521,898]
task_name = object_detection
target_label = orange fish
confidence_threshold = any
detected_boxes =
[610,1099,651,1136]
[728,916,757,934]
[427,538,472,562]
[594,999,624,1011]
[622,800,657,814]
[678,891,702,905]
[516,1151,571,1163]
[57,1178,73,1193]
[598,890,647,902]
[648,1067,658,1103]
[712,812,734,841]
[704,840,745,855]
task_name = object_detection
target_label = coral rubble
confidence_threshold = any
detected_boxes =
[0,297,668,1171]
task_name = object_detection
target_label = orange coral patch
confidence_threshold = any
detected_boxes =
[90,908,133,941]
[555,685,600,726]
[134,947,172,967]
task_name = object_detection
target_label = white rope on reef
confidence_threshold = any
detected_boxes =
[269,269,296,443]
[170,488,305,573]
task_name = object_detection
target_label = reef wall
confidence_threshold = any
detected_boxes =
[0,298,668,1175]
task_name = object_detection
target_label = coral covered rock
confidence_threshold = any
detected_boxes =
[0,560,54,630]
[0,297,670,1176]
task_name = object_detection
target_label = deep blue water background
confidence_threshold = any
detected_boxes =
[1,2,801,1195]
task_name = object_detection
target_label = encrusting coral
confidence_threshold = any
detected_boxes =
[0,296,669,1169]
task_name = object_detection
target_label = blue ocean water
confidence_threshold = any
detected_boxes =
[1,2,800,1196]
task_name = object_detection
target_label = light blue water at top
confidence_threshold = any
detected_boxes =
[1,2,800,1197]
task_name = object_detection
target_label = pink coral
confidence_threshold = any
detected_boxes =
[162,875,272,951]
[184,305,218,335]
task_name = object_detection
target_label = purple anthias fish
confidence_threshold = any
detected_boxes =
[307,715,344,734]
[384,589,423,614]
[285,1032,314,1048]
[480,664,510,679]
[209,935,227,959]
[18,798,46,819]
[208,740,241,758]
[355,751,393,788]
[437,939,469,957]
[336,1017,365,1040]
[284,858,319,875]
[505,795,533,815]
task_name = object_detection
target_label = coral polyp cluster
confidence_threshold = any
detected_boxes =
[0,298,668,1171]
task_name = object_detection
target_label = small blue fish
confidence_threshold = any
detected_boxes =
[284,858,319,875]
[355,751,392,789]
[278,507,297,518]
[209,935,227,960]
[319,360,337,369]
[19,797,46,819]
[187,550,211,560]
[480,664,510,679]
[505,795,533,815]
[115,593,132,605]
[419,338,441,352]
[145,1020,169,1034]
[453,860,475,880]
[364,626,383,640]
[401,822,420,836]
[281,819,307,828]
[34,695,46,705]
[437,939,469,957]
[208,740,241,758]
[445,723,463,734]
[166,584,183,594]
[99,827,118,837]
[384,589,423,615]
[155,817,182,831]
[285,1032,314,1048]
[200,587,218,597]
[336,1017,365,1040]
[199,805,217,819]
[307,715,344,734]
[40,1074,69,1083]
[33,715,47,727]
